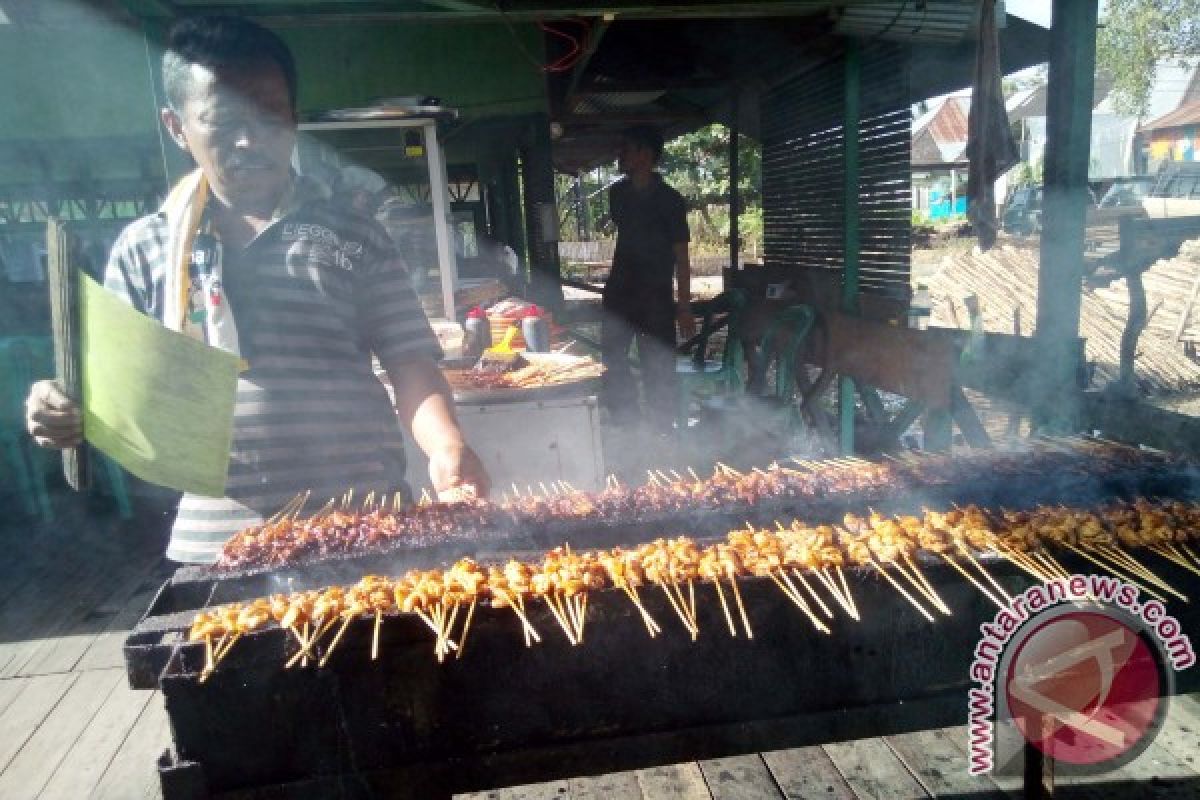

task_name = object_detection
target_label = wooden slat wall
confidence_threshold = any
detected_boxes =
[762,42,912,300]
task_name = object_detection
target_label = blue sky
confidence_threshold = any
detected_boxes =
[1006,0,1052,29]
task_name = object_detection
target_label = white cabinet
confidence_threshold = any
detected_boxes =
[405,395,606,497]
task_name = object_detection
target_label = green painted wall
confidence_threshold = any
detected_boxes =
[283,22,548,120]
[0,18,546,143]
[0,23,159,142]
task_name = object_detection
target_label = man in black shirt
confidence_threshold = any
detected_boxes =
[601,126,694,432]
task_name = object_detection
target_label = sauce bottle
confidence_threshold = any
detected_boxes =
[463,306,491,361]
[521,304,550,353]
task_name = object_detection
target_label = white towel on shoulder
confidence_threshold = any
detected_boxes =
[161,169,241,357]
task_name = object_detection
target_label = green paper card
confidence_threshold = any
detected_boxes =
[81,273,237,496]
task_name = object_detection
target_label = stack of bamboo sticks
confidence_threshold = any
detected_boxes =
[927,244,1200,393]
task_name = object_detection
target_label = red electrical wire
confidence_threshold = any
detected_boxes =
[539,18,590,73]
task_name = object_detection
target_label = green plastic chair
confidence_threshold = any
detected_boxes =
[0,337,54,519]
[0,336,133,520]
[675,288,750,433]
[753,304,817,433]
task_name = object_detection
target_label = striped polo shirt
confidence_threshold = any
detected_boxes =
[103,177,441,563]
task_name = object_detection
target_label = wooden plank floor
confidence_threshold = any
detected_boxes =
[3,491,1200,799]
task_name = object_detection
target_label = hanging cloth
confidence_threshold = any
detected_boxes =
[966,0,1020,250]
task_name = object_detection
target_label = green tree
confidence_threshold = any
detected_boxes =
[1097,0,1200,116]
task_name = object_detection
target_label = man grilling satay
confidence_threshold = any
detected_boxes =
[24,16,489,564]
[600,126,696,433]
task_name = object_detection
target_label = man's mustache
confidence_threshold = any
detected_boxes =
[224,154,277,170]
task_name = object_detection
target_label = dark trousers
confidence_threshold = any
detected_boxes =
[600,288,677,430]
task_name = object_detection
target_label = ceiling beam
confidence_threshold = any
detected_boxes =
[170,1,856,24]
[118,0,176,17]
[564,16,611,104]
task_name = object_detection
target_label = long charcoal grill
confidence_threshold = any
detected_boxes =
[126,443,1200,799]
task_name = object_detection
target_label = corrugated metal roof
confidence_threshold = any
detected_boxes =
[1141,99,1200,133]
[913,95,969,146]
[834,0,980,44]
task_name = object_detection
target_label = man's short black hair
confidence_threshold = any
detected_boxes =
[163,16,298,111]
[622,125,665,163]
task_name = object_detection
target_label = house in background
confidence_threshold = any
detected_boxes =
[911,93,969,220]
[1005,60,1200,188]
[1139,99,1200,171]
[911,60,1200,222]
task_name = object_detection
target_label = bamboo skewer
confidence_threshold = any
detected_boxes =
[371,611,382,660]
[889,558,950,616]
[957,544,1013,604]
[941,554,1005,609]
[622,586,660,636]
[728,576,753,638]
[992,544,1053,582]
[1091,545,1188,602]
[767,570,829,633]
[1151,544,1200,578]
[713,578,738,636]
[792,570,834,618]
[814,568,857,620]
[1061,543,1167,602]
[318,616,354,668]
[900,555,952,615]
[495,590,540,644]
[868,557,935,623]
[835,566,859,619]
[456,598,478,660]
[660,582,697,637]
[544,594,578,645]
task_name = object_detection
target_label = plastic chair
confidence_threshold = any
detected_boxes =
[0,337,54,519]
[0,337,133,520]
[753,304,817,433]
[675,289,750,433]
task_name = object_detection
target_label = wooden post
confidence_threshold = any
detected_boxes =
[839,39,861,455]
[1033,0,1098,430]
[519,113,565,311]
[46,219,89,491]
[729,91,741,276]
